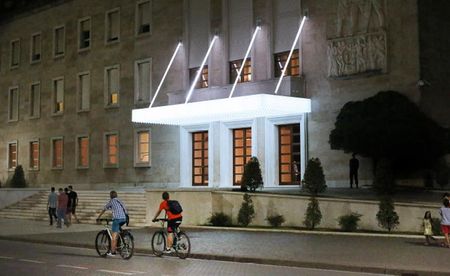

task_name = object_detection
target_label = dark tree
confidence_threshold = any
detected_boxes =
[302,158,327,196]
[376,197,400,232]
[304,197,322,230]
[241,157,263,192]
[11,165,26,188]
[238,193,255,227]
[329,91,449,173]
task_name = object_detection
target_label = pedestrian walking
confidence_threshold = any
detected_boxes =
[423,211,436,245]
[439,198,450,248]
[47,187,58,225]
[56,188,68,228]
[67,185,80,224]
[349,153,359,188]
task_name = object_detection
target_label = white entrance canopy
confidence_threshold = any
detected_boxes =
[132,94,311,126]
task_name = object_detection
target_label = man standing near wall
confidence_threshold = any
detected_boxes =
[47,187,58,225]
[349,153,359,188]
[67,185,80,223]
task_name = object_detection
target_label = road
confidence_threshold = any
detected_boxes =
[0,240,388,276]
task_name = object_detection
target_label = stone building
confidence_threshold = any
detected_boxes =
[0,0,447,189]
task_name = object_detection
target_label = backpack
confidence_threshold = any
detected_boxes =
[167,200,183,215]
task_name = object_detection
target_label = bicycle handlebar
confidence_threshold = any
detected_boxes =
[153,218,168,222]
[96,218,111,224]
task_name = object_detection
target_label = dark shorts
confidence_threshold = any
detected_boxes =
[167,217,182,233]
[66,207,72,214]
[71,206,76,214]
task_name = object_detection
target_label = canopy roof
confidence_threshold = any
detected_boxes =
[132,94,311,126]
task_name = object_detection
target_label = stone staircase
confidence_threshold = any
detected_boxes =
[0,191,148,226]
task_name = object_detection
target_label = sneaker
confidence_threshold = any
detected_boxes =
[106,252,116,257]
[163,248,173,254]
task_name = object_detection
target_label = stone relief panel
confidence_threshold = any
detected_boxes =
[328,0,387,78]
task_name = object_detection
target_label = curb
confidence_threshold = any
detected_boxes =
[0,235,448,276]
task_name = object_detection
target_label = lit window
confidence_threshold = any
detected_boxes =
[8,141,18,170]
[105,133,119,167]
[136,0,151,35]
[274,50,300,77]
[78,17,91,50]
[52,138,63,169]
[233,128,252,186]
[230,59,251,84]
[10,39,20,68]
[192,131,208,186]
[106,8,120,43]
[52,78,64,114]
[105,65,120,107]
[135,130,150,166]
[77,72,90,111]
[31,33,41,63]
[30,82,40,118]
[77,136,89,168]
[279,124,301,185]
[29,140,39,170]
[54,26,65,57]
[189,66,209,89]
[135,58,152,104]
[8,86,19,122]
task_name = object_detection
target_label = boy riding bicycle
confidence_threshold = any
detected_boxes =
[152,191,183,253]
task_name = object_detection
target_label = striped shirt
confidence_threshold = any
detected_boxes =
[104,198,128,220]
[48,192,57,208]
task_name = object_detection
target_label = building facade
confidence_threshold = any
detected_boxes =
[0,0,446,189]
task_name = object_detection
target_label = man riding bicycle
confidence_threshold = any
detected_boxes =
[97,191,128,257]
[152,191,183,253]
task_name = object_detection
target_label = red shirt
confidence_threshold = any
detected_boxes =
[159,200,182,220]
[57,193,68,210]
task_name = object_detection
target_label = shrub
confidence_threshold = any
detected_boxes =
[10,165,26,188]
[431,217,442,236]
[241,157,263,192]
[238,193,255,227]
[208,212,232,226]
[374,158,396,195]
[376,197,399,232]
[266,214,285,227]
[302,158,326,196]
[338,213,362,232]
[304,197,322,230]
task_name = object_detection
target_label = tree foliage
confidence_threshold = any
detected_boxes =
[373,158,396,195]
[376,197,400,232]
[238,193,255,227]
[241,157,263,192]
[304,197,322,230]
[329,91,449,172]
[302,158,327,196]
[11,165,26,188]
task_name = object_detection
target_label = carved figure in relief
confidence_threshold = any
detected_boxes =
[355,38,367,72]
[336,41,346,76]
[372,35,385,69]
[336,0,353,37]
[336,0,385,37]
[370,0,384,28]
[328,44,339,77]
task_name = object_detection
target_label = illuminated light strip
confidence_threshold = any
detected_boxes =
[185,36,218,104]
[150,42,182,108]
[229,26,261,98]
[274,16,307,94]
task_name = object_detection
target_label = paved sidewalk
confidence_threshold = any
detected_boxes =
[0,218,449,275]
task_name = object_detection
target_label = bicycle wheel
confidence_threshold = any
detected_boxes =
[95,230,110,257]
[175,232,191,259]
[119,232,134,260]
[151,231,166,257]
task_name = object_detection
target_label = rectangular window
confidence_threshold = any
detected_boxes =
[30,33,41,63]
[192,131,208,186]
[51,137,63,169]
[279,124,301,185]
[274,50,300,78]
[54,26,65,57]
[189,66,209,89]
[77,72,90,111]
[135,130,150,166]
[233,128,252,186]
[230,59,251,84]
[78,17,91,50]
[52,78,64,114]
[10,39,20,68]
[29,140,39,170]
[135,59,152,104]
[8,141,18,170]
[105,65,120,107]
[106,8,120,43]
[105,133,119,167]
[8,86,19,122]
[77,136,89,168]
[29,82,40,118]
[136,0,151,35]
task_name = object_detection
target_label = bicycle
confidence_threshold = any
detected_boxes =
[151,218,191,259]
[95,218,134,260]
